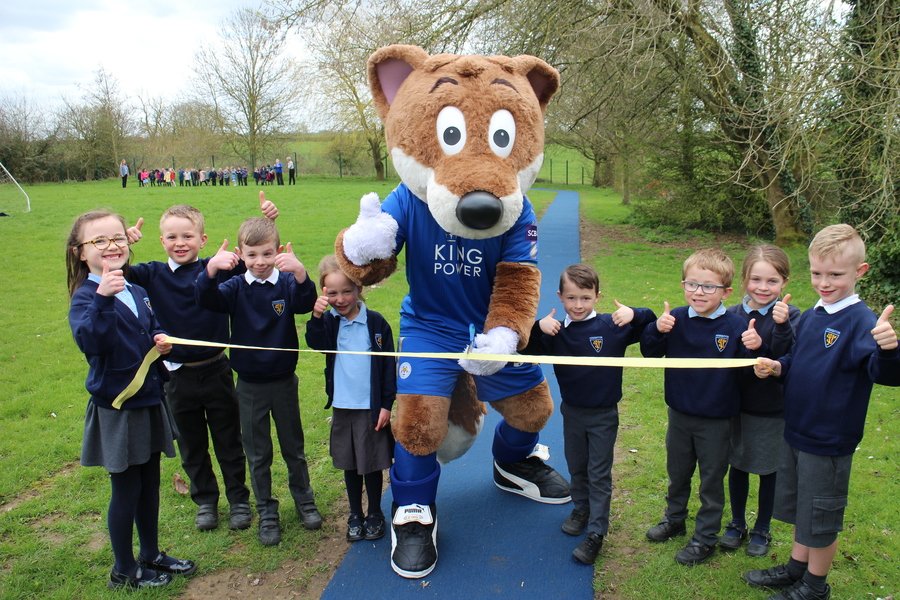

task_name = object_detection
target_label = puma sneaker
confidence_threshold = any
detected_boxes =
[390,503,437,579]
[493,457,572,504]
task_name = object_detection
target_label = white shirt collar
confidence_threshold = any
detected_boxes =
[564,310,597,328]
[167,257,200,272]
[243,268,280,285]
[688,303,727,319]
[815,293,860,314]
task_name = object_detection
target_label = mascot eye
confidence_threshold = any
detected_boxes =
[488,110,516,158]
[436,106,467,156]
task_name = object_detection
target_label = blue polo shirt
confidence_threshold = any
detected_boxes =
[332,303,372,409]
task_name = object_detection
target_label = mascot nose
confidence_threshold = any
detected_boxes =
[456,191,502,230]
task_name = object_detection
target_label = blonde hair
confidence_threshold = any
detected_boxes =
[317,254,364,300]
[237,217,279,248]
[809,224,866,264]
[682,248,734,288]
[741,244,791,291]
[160,204,205,233]
[66,210,128,297]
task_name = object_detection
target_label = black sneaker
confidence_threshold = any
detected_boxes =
[561,507,589,536]
[493,458,571,504]
[719,520,747,550]
[675,539,715,566]
[347,513,365,542]
[646,517,686,542]
[390,503,437,579]
[572,532,603,565]
[108,566,172,590]
[228,502,252,530]
[258,517,281,546]
[744,564,798,589]
[364,513,386,540]
[768,579,831,600]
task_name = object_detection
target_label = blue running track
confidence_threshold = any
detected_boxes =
[322,191,593,598]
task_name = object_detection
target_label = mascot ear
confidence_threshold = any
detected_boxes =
[368,45,430,120]
[512,55,560,113]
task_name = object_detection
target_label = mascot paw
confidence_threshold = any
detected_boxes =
[343,192,399,266]
[458,326,518,376]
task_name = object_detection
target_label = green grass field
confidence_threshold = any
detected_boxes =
[0,178,895,599]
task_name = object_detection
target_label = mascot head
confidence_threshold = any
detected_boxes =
[368,45,559,240]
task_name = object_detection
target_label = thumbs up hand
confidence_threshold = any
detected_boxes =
[259,191,279,220]
[612,299,635,327]
[97,259,126,297]
[742,318,762,350]
[656,301,675,333]
[207,239,239,276]
[539,308,561,336]
[871,305,898,350]
[275,242,307,282]
[312,286,330,318]
[773,293,792,324]
[126,217,144,244]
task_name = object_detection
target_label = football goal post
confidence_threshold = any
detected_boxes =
[0,160,31,214]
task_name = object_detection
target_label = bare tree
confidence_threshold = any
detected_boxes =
[194,8,301,169]
[0,93,59,182]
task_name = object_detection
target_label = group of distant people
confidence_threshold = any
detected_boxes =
[119,158,297,190]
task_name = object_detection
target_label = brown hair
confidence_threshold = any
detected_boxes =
[559,263,600,294]
[318,254,364,300]
[66,210,128,297]
[160,204,205,233]
[682,248,734,288]
[741,244,791,291]
[237,217,279,249]
[808,224,866,264]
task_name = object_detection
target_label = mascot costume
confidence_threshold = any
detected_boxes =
[335,44,570,579]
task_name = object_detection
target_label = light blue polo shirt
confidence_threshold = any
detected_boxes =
[88,273,138,317]
[332,302,372,410]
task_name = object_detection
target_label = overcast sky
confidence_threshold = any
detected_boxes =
[0,0,306,109]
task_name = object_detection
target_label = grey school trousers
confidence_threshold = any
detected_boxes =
[235,374,316,520]
[664,407,731,546]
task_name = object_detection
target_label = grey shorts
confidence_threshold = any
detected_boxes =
[774,445,852,548]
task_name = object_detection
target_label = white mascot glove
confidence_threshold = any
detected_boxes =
[342,192,399,266]
[458,326,519,376]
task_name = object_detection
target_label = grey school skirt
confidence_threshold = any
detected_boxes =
[330,408,394,474]
[81,400,177,473]
[729,412,784,475]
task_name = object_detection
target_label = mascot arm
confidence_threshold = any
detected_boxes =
[335,192,399,286]
[458,262,541,377]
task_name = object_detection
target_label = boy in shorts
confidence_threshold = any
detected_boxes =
[744,224,899,600]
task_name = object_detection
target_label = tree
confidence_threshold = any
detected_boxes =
[194,8,301,169]
[0,93,58,182]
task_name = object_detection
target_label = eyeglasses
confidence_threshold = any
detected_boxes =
[682,281,726,294]
[78,235,129,250]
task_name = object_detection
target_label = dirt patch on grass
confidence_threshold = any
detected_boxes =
[1,461,79,514]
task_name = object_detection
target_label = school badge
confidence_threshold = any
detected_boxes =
[272,299,286,316]
[375,333,383,349]
[824,328,840,348]
[590,336,604,353]
[143,297,152,312]
[715,334,729,352]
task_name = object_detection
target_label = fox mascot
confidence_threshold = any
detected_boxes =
[335,44,569,578]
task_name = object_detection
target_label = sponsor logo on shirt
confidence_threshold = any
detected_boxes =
[272,300,285,316]
[824,327,840,348]
[590,336,604,353]
[715,334,729,352]
[433,238,484,277]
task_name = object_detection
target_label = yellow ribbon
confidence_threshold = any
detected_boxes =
[112,335,760,410]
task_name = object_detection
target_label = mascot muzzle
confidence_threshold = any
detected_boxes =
[456,191,503,230]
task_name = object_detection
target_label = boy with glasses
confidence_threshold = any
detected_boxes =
[640,248,762,566]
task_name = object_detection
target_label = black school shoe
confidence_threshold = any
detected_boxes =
[767,579,831,600]
[297,504,323,530]
[364,513,386,540]
[258,517,281,546]
[719,520,748,550]
[572,532,603,565]
[561,507,589,536]
[195,503,218,531]
[390,503,437,579]
[743,564,798,589]
[229,502,252,530]
[646,517,686,542]
[493,458,572,504]
[347,513,365,542]
[746,528,772,557]
[138,551,197,576]
[674,539,716,566]
[108,566,172,590]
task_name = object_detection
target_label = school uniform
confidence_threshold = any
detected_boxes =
[305,303,396,474]
[69,275,176,473]
[523,307,656,537]
[128,258,249,508]
[772,295,900,547]
[196,267,318,520]
[641,304,758,547]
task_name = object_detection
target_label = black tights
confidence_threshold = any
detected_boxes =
[344,470,384,516]
[108,453,161,574]
[728,466,776,530]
